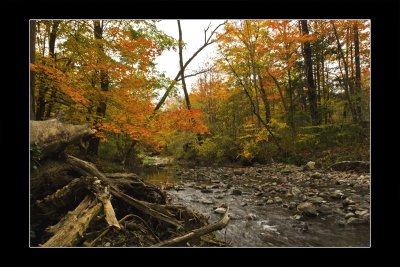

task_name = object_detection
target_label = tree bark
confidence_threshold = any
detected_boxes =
[152,207,230,247]
[300,20,320,125]
[42,195,102,247]
[353,23,363,122]
[331,21,358,124]
[30,20,36,120]
[30,119,96,159]
[88,20,109,155]
[177,20,191,110]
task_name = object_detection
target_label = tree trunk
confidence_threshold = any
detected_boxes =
[331,21,358,124]
[300,20,320,125]
[177,20,191,110]
[30,20,36,120]
[353,23,363,122]
[88,20,109,155]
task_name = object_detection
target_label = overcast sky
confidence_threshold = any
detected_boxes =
[154,20,225,94]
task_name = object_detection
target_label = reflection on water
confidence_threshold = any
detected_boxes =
[136,167,180,187]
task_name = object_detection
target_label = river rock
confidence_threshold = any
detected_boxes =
[308,197,324,204]
[291,187,301,197]
[317,204,332,215]
[214,207,227,214]
[311,172,323,179]
[294,214,302,220]
[233,169,244,175]
[266,199,274,204]
[331,190,344,199]
[297,202,318,217]
[303,161,316,171]
[201,188,213,193]
[245,213,258,220]
[201,199,215,205]
[345,212,355,219]
[342,198,355,207]
[231,189,242,195]
[274,196,283,204]
[355,210,368,217]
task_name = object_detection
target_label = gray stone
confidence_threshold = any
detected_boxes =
[303,161,316,171]
[317,205,332,215]
[231,189,242,195]
[308,197,324,204]
[201,199,215,205]
[311,172,323,179]
[201,188,213,193]
[245,213,258,220]
[274,196,283,204]
[331,190,344,199]
[345,212,355,219]
[355,210,368,217]
[214,207,227,214]
[288,202,297,210]
[233,169,244,175]
[291,187,301,197]
[266,199,274,204]
[342,198,355,206]
[297,202,318,217]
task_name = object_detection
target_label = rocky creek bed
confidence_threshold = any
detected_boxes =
[139,162,370,247]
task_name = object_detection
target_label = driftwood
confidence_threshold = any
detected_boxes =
[42,196,102,247]
[327,161,369,172]
[30,120,229,247]
[30,119,96,159]
[152,207,230,247]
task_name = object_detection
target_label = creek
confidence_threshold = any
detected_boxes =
[135,162,370,247]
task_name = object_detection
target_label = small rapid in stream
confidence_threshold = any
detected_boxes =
[136,163,370,247]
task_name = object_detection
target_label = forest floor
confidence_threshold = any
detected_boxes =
[135,162,370,247]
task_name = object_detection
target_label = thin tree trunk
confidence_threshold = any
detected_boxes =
[177,20,191,110]
[88,20,109,156]
[287,68,295,131]
[300,20,320,125]
[331,21,358,124]
[256,69,271,124]
[353,23,363,122]
[45,20,61,119]
[30,20,36,120]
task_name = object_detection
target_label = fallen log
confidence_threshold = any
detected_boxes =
[151,207,230,247]
[36,178,85,216]
[327,161,370,172]
[30,119,96,159]
[83,177,121,229]
[42,196,102,247]
[110,187,183,228]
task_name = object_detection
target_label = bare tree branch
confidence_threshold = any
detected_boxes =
[153,21,227,113]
